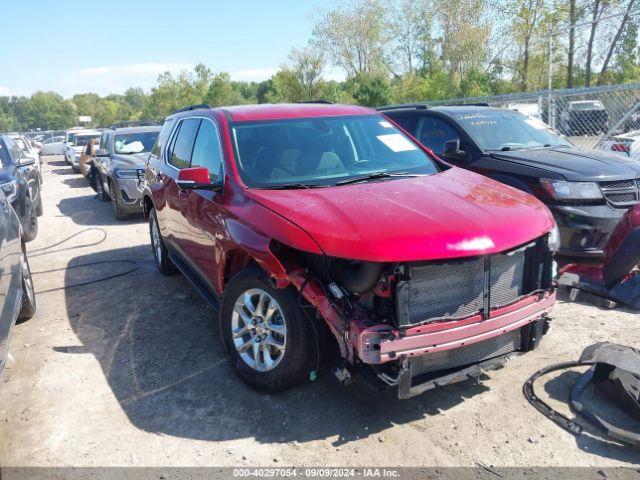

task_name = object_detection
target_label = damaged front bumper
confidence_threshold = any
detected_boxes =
[353,292,555,398]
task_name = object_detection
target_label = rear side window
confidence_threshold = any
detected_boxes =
[190,119,223,181]
[415,117,460,154]
[169,118,200,169]
[152,118,175,158]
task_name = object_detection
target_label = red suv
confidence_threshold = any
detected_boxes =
[143,103,558,398]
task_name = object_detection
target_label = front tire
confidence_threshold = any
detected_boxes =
[112,193,128,220]
[95,173,110,202]
[149,208,177,275]
[21,195,38,242]
[35,190,43,217]
[17,247,36,322]
[220,268,315,393]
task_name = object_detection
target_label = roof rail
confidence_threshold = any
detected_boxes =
[297,100,333,104]
[446,102,491,107]
[109,120,162,129]
[377,103,429,111]
[172,104,212,114]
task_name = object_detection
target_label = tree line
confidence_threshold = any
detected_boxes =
[1,0,639,131]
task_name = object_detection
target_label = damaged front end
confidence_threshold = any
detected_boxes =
[269,234,556,399]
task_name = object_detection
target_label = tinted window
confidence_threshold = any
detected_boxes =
[99,132,109,150]
[169,118,200,169]
[75,135,101,147]
[190,120,223,181]
[152,118,175,158]
[415,117,460,154]
[0,142,11,167]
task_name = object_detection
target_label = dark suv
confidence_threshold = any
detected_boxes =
[0,135,43,241]
[142,103,556,398]
[381,105,640,257]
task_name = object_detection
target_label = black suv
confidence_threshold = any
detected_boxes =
[0,135,43,241]
[381,105,640,257]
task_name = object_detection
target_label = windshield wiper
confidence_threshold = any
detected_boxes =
[335,172,427,186]
[257,183,328,190]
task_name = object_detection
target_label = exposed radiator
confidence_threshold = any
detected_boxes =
[396,245,533,327]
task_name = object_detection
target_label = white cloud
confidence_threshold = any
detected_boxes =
[75,62,193,78]
[229,68,279,82]
[58,62,194,96]
[0,85,30,97]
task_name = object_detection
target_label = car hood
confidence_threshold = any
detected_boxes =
[110,153,149,167]
[246,168,554,262]
[491,147,640,181]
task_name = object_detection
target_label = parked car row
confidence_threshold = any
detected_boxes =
[0,133,40,380]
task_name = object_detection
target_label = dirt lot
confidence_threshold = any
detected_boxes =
[1,156,639,468]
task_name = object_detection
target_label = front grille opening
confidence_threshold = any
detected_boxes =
[395,239,550,327]
[600,179,640,208]
[409,329,522,378]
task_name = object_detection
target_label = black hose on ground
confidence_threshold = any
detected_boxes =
[523,360,640,446]
[28,227,140,294]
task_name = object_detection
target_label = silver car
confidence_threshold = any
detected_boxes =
[94,125,161,220]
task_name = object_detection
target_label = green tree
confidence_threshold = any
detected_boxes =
[344,73,392,107]
[312,0,389,77]
[24,92,76,130]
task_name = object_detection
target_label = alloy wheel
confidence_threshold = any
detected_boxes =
[21,252,35,306]
[150,217,162,265]
[231,288,287,372]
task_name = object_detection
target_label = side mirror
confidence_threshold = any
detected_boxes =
[17,156,35,167]
[443,139,467,159]
[95,149,109,157]
[176,167,222,191]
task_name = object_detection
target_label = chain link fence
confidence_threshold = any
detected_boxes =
[424,83,640,154]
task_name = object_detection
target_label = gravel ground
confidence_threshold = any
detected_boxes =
[0,156,639,468]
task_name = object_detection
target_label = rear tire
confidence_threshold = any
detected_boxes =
[149,208,177,275]
[220,268,316,393]
[17,246,36,322]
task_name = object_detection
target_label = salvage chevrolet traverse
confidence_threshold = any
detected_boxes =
[143,103,558,398]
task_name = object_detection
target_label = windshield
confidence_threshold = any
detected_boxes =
[232,115,440,188]
[67,133,78,144]
[570,101,604,111]
[114,131,159,154]
[75,135,100,147]
[455,111,571,151]
[14,138,27,151]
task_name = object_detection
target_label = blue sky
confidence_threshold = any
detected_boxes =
[1,0,329,98]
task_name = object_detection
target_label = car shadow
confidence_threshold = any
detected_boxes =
[540,370,639,462]
[57,194,144,226]
[43,158,68,167]
[52,244,495,445]
[62,177,92,188]
[50,168,76,176]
